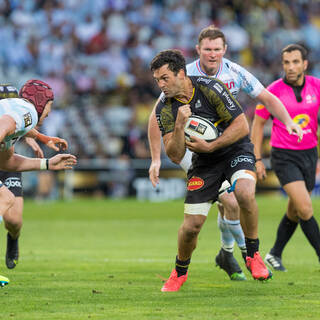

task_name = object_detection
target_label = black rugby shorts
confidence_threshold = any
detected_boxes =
[0,171,23,197]
[271,147,317,191]
[185,150,256,204]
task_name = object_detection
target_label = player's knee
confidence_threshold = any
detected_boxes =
[182,222,202,239]
[236,190,256,211]
[221,198,239,218]
[5,214,22,229]
[297,202,313,220]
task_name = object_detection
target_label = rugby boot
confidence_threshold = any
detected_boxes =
[6,233,19,269]
[161,269,188,292]
[264,253,287,272]
[0,275,9,287]
[246,252,272,280]
[215,248,246,281]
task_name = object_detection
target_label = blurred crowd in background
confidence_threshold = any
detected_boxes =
[0,0,320,197]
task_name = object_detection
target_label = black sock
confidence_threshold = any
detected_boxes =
[245,238,259,258]
[270,214,298,258]
[175,256,190,277]
[300,216,320,258]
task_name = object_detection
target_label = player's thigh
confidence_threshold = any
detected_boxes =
[0,184,15,213]
[283,181,312,219]
[233,178,256,205]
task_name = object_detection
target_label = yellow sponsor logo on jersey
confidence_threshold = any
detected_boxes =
[293,114,310,128]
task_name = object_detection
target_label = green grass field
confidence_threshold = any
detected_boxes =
[1,196,320,320]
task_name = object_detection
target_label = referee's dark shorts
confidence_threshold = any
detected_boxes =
[271,147,318,191]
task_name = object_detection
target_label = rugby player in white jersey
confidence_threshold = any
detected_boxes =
[148,25,302,281]
[0,79,76,286]
[0,84,69,277]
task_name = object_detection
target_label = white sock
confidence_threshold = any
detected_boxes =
[217,212,234,252]
[224,218,246,252]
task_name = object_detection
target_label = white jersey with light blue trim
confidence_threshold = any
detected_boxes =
[0,98,38,150]
[186,57,264,99]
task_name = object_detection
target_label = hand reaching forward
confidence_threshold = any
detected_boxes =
[48,154,77,170]
[46,136,68,151]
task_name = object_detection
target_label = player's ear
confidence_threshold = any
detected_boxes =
[196,44,200,55]
[303,59,308,71]
[177,69,186,79]
[224,44,228,54]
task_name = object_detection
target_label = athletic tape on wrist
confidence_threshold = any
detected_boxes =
[40,158,49,170]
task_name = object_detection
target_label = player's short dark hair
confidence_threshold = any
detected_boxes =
[150,49,186,75]
[281,44,308,61]
[198,25,226,46]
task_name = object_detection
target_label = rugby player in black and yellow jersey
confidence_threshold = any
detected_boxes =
[150,49,272,292]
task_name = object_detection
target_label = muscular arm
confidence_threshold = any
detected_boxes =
[0,115,16,142]
[186,114,249,153]
[148,100,162,163]
[257,89,302,140]
[0,149,76,172]
[148,100,162,186]
[0,151,44,171]
[250,114,268,180]
[162,105,191,164]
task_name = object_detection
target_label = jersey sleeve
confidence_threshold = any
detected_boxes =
[204,78,244,122]
[8,110,24,132]
[230,62,264,98]
[254,103,271,120]
[155,98,175,136]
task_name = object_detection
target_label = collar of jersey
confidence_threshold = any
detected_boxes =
[196,59,222,78]
[174,87,195,104]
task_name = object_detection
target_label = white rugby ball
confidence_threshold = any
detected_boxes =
[184,115,219,142]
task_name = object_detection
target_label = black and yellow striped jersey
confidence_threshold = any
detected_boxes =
[155,76,252,160]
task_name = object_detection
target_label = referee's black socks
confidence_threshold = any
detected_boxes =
[300,216,320,259]
[270,213,298,258]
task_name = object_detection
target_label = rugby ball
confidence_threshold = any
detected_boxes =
[184,115,219,142]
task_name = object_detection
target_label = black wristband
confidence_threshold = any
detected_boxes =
[255,158,262,162]
[46,158,49,170]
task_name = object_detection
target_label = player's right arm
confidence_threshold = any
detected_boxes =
[235,62,302,141]
[148,99,162,187]
[250,111,268,180]
[0,148,77,172]
[256,89,302,141]
[162,105,191,164]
